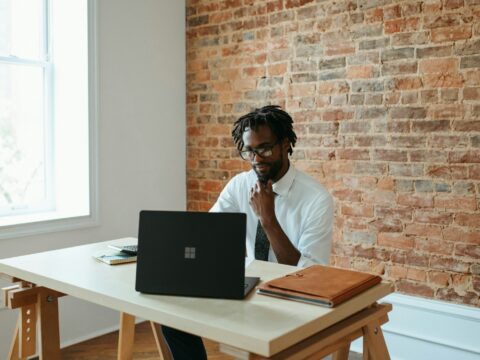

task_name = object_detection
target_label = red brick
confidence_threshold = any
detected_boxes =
[464,87,480,100]
[416,238,453,255]
[434,196,477,210]
[385,18,420,34]
[388,264,408,279]
[217,159,245,171]
[407,268,427,282]
[444,0,463,9]
[197,2,219,13]
[285,0,314,8]
[397,194,434,208]
[455,244,480,258]
[376,206,412,221]
[428,271,450,287]
[341,204,374,217]
[451,274,470,291]
[436,288,479,305]
[429,104,464,119]
[333,256,352,269]
[396,280,435,297]
[266,0,283,12]
[318,81,350,94]
[448,150,480,163]
[414,210,453,225]
[220,0,242,10]
[422,0,442,13]
[325,44,356,56]
[426,165,468,180]
[343,177,377,190]
[419,58,458,74]
[405,224,442,237]
[289,83,316,97]
[368,218,403,232]
[242,66,266,77]
[363,190,396,205]
[443,227,480,244]
[430,255,471,272]
[322,109,354,121]
[383,5,401,20]
[455,213,480,227]
[189,188,212,201]
[388,77,423,90]
[332,189,362,202]
[463,69,480,86]
[377,177,395,190]
[268,62,287,76]
[347,66,374,79]
[432,25,472,43]
[365,8,383,23]
[378,233,414,249]
[423,74,464,88]
[337,149,370,160]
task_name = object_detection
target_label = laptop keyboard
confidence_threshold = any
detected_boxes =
[109,244,138,255]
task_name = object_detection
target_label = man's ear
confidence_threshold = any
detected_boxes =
[281,138,290,152]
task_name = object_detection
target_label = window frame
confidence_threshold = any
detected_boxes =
[0,0,99,239]
[0,0,54,218]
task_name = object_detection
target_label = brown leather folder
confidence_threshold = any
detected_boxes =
[256,265,382,307]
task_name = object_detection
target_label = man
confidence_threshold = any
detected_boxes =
[162,105,334,359]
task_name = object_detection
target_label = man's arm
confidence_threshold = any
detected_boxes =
[250,180,333,266]
[295,192,334,266]
[210,178,240,213]
[249,180,300,266]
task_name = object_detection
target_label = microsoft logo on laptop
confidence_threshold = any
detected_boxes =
[184,246,196,259]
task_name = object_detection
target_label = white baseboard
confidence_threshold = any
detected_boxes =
[351,293,480,360]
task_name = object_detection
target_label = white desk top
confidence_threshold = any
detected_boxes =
[0,238,393,357]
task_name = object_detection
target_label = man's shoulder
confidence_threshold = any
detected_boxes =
[293,168,331,200]
[227,169,256,188]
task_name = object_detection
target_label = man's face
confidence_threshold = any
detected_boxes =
[241,125,289,183]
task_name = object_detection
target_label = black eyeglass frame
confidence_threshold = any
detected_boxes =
[239,140,281,161]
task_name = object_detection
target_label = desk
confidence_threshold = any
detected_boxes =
[1,238,393,359]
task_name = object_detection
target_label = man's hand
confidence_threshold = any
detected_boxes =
[249,179,301,266]
[249,180,276,226]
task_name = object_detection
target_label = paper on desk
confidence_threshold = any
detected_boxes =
[245,256,254,269]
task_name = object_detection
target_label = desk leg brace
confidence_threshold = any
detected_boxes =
[222,303,392,360]
[3,283,63,360]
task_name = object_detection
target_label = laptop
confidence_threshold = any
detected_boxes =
[135,210,259,299]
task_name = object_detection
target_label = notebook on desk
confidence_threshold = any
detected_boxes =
[135,210,259,300]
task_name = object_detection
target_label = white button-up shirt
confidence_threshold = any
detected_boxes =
[210,164,333,267]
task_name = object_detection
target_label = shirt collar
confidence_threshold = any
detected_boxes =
[272,163,296,197]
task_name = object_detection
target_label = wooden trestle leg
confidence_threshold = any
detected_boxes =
[2,275,64,360]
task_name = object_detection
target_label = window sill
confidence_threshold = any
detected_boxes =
[0,211,99,240]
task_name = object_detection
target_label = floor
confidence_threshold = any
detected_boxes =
[40,321,363,359]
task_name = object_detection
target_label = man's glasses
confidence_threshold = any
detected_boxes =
[239,141,279,161]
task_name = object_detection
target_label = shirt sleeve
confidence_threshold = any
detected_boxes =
[210,177,240,213]
[296,191,334,267]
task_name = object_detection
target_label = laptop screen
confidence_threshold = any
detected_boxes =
[135,210,249,299]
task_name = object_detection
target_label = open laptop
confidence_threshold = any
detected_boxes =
[135,210,259,300]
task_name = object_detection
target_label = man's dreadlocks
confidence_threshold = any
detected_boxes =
[231,105,297,155]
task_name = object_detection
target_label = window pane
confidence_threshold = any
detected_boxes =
[0,0,45,59]
[0,63,49,214]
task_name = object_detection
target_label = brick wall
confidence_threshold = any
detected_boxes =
[186,0,480,306]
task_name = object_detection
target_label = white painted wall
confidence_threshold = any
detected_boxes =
[352,293,480,360]
[0,0,186,357]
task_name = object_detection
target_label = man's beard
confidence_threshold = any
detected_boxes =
[253,153,283,184]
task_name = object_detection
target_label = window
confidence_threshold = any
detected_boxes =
[0,0,98,238]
